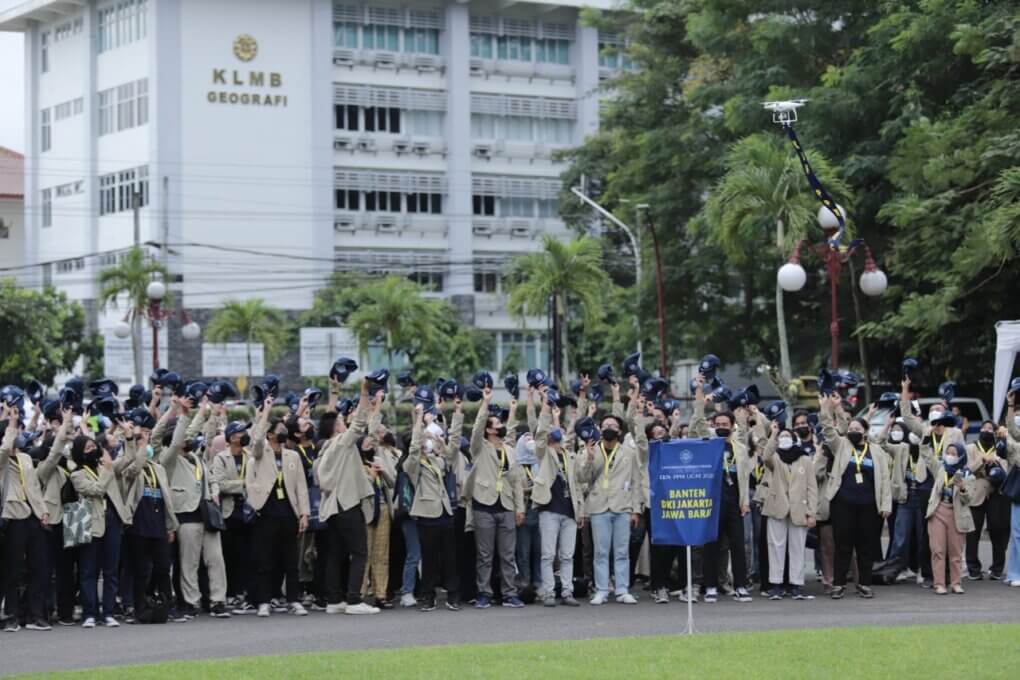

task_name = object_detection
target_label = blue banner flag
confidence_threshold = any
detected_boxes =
[649,438,725,547]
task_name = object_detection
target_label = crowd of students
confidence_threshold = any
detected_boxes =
[1,356,1019,632]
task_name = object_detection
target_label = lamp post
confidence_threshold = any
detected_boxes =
[144,279,201,371]
[637,204,668,378]
[778,205,887,370]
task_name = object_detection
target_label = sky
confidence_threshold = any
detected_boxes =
[0,0,25,153]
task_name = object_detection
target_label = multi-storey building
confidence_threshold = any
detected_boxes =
[0,146,25,279]
[1,0,627,379]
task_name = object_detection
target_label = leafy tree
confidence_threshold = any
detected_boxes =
[97,247,170,384]
[206,298,288,379]
[0,281,89,386]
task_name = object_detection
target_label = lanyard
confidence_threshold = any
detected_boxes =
[908,455,921,480]
[976,443,994,458]
[600,442,620,489]
[550,449,567,480]
[943,471,954,497]
[298,445,314,467]
[275,455,285,489]
[523,465,534,483]
[421,454,440,479]
[851,444,869,474]
[496,447,507,483]
[186,454,202,481]
[143,463,158,489]
[83,466,100,482]
[931,433,945,459]
[234,453,247,479]
[10,457,27,499]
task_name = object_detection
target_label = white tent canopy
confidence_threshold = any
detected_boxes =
[992,321,1020,423]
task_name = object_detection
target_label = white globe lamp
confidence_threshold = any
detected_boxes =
[113,320,131,339]
[181,321,201,341]
[146,280,166,301]
[777,262,807,292]
[817,203,846,231]
[859,268,888,297]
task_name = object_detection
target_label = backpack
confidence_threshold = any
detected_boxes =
[393,470,415,521]
[136,592,169,624]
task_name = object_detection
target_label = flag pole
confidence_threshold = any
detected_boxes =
[684,545,695,634]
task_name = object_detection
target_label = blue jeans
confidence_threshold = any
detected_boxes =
[1006,502,1020,583]
[78,510,123,619]
[400,518,421,595]
[888,489,925,570]
[590,511,631,596]
[515,507,541,588]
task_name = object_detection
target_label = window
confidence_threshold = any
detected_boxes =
[500,197,533,218]
[41,109,51,152]
[536,38,569,65]
[73,98,83,115]
[497,36,531,62]
[99,165,148,216]
[100,79,148,135]
[403,110,443,137]
[56,258,85,274]
[55,23,72,42]
[403,28,438,55]
[473,195,495,216]
[504,116,531,142]
[471,114,572,144]
[499,332,547,372]
[0,217,8,239]
[407,271,443,290]
[363,107,400,133]
[333,20,441,54]
[41,189,52,227]
[364,191,401,212]
[98,89,115,135]
[98,0,148,53]
[334,104,359,131]
[363,24,399,51]
[535,118,572,144]
[470,33,493,59]
[471,114,496,139]
[117,168,137,211]
[54,101,72,120]
[99,174,117,215]
[335,189,360,210]
[117,81,136,131]
[334,21,358,48]
[137,79,148,126]
[474,272,498,293]
[40,32,49,73]
[537,198,559,218]
[599,40,634,70]
[406,192,441,214]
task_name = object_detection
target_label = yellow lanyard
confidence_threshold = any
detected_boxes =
[753,463,765,483]
[10,457,27,500]
[851,444,869,474]
[523,466,534,482]
[600,442,620,489]
[421,454,440,479]
[495,446,508,494]
[235,453,247,480]
[908,455,920,480]
[84,466,106,508]
[977,443,994,459]
[551,449,567,479]
[943,471,954,498]
[932,433,945,459]
[143,463,158,489]
[298,445,314,467]
[187,454,202,481]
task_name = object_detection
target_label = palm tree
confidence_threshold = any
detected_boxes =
[206,298,288,380]
[347,275,445,372]
[704,133,850,384]
[97,247,169,384]
[506,234,610,384]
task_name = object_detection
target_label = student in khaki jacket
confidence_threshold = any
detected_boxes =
[247,397,311,618]
[405,400,463,611]
[762,420,818,601]
[360,401,397,609]
[688,376,754,604]
[532,397,584,607]
[211,420,254,612]
[313,381,377,616]
[464,386,525,609]
[158,397,230,619]
[33,408,76,625]
[819,394,892,600]
[1,407,51,632]
[878,418,934,585]
[69,418,140,628]
[963,421,1011,581]
[899,378,966,460]
[925,442,976,594]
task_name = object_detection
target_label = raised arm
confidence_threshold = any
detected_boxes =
[37,411,72,483]
[526,387,538,436]
[470,391,491,457]
[444,401,465,465]
[899,379,925,437]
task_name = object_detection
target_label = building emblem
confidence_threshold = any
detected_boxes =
[233,34,257,62]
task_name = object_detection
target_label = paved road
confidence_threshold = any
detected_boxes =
[5,575,1020,677]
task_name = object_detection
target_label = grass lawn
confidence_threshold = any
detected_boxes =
[18,624,1020,679]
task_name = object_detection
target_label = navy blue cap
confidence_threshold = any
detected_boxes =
[472,371,494,390]
[504,374,520,400]
[330,357,358,383]
[525,369,546,388]
[396,370,415,388]
[623,352,642,378]
[25,379,45,404]
[207,380,238,405]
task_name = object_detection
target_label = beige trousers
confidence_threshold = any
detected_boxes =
[361,508,391,600]
[178,522,227,605]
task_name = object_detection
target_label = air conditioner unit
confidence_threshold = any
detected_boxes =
[333,49,355,66]
[411,140,431,155]
[334,216,358,233]
[333,135,354,150]
[472,222,494,237]
[392,138,411,153]
[357,137,376,152]
[510,220,531,238]
[414,55,439,72]
[469,58,485,75]
[473,142,493,159]
[374,51,397,69]
[374,214,398,231]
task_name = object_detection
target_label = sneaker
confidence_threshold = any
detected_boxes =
[445,600,461,612]
[26,620,52,631]
[4,620,21,632]
[81,617,96,628]
[104,616,120,628]
[703,588,718,603]
[856,585,874,599]
[895,569,914,583]
[965,572,983,582]
[669,588,685,598]
[1008,580,1020,588]
[325,603,347,615]
[653,588,670,604]
[399,593,417,608]
[474,595,492,609]
[589,592,609,606]
[256,604,270,617]
[124,612,136,625]
[768,587,783,601]
[561,594,580,607]
[419,599,437,612]
[179,604,199,620]
[310,600,328,612]
[210,603,232,618]
[733,588,752,603]
[988,571,1003,581]
[57,618,76,627]
[919,578,933,589]
[543,595,557,607]
[830,586,846,600]
[721,583,736,596]
[289,602,309,616]
[502,596,525,608]
[302,593,316,606]
[168,609,190,623]
[232,601,256,615]
[934,585,948,595]
[376,599,395,610]
[951,584,965,594]
[791,587,815,601]
[344,602,381,615]
[616,593,638,605]
[677,587,697,604]
[271,599,288,614]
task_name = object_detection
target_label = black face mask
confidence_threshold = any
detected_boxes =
[794,426,811,440]
[847,431,864,447]
[240,434,251,447]
[275,432,288,445]
[492,426,507,439]
[361,448,375,462]
[601,428,620,442]
[714,427,731,439]
[979,431,995,446]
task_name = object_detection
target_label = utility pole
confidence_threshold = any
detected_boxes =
[639,205,668,378]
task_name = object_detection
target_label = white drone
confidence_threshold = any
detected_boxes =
[763,99,808,125]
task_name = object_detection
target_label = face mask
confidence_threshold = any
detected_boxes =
[714,427,731,439]
[493,426,507,439]
[778,436,794,450]
[794,426,811,440]
[601,428,620,442]
[1014,416,1020,429]
[908,432,921,445]
[146,445,155,460]
[526,440,536,453]
[847,431,864,446]
[979,431,995,446]
[943,454,959,466]
[889,430,904,443]
[362,449,375,459]
[928,410,944,423]
[275,432,288,445]
[424,439,434,453]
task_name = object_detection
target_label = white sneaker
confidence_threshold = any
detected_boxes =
[81,617,96,629]
[616,592,638,605]
[399,593,417,608]
[325,603,347,615]
[289,602,309,616]
[1009,580,1020,588]
[103,616,120,628]
[344,602,380,615]
[256,604,270,618]
[589,592,609,606]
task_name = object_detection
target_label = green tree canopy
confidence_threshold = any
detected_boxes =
[206,298,288,379]
[0,281,89,386]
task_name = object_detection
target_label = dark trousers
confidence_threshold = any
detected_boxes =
[629,508,650,584]
[222,522,253,599]
[127,533,172,607]
[455,507,476,602]
[703,495,747,590]
[418,521,460,603]
[45,525,77,621]
[650,544,682,590]
[254,515,300,605]
[325,507,368,606]
[966,494,1011,576]
[831,497,879,587]
[78,511,123,619]
[2,518,46,621]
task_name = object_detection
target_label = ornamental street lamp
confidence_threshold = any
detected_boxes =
[145,279,201,370]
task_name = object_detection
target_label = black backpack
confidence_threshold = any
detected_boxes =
[136,592,169,624]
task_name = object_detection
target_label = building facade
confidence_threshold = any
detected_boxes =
[0,146,25,280]
[1,0,627,380]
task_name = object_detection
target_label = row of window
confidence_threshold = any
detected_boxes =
[334,23,440,55]
[99,165,149,217]
[473,196,559,218]
[471,114,572,144]
[470,35,570,65]
[40,98,85,153]
[99,79,149,136]
[54,97,84,121]
[53,17,84,43]
[98,0,149,54]
[335,189,443,214]
[334,105,573,144]
[39,180,85,228]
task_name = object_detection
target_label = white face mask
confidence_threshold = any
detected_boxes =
[908,432,921,446]
[424,439,434,453]
[944,454,959,466]
[777,436,794,450]
[889,431,904,443]
[1014,416,1020,429]
[928,409,944,423]
[526,440,536,453]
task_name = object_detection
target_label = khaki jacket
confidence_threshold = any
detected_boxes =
[123,438,180,534]
[689,397,752,508]
[210,449,248,520]
[0,426,48,521]
[761,435,818,526]
[819,408,892,514]
[247,420,310,518]
[925,467,976,533]
[900,399,966,454]
[576,404,645,515]
[69,437,141,535]
[314,403,371,523]
[405,412,460,519]
[464,399,525,513]
[531,408,585,520]
[884,441,932,504]
[36,422,72,525]
[362,446,397,523]
[965,442,1008,506]
[813,452,831,521]
[160,415,218,514]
